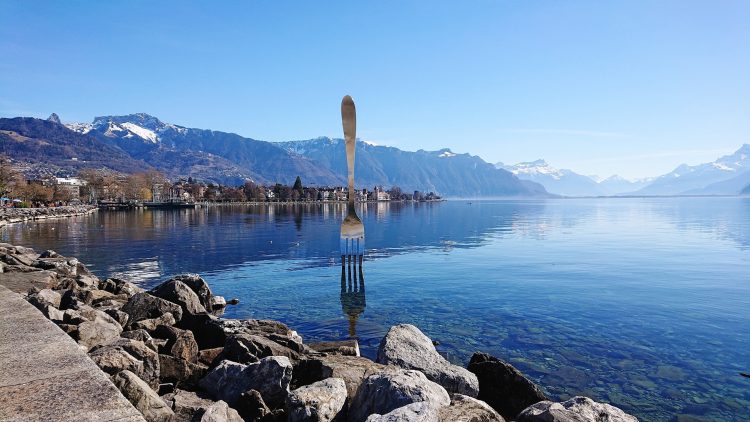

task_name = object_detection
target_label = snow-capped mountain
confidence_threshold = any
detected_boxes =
[634,144,750,195]
[497,160,607,196]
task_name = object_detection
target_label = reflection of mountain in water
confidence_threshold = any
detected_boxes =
[0,201,576,286]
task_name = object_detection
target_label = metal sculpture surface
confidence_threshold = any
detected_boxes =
[339,95,365,265]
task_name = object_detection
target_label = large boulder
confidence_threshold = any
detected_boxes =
[349,369,451,422]
[169,274,214,310]
[113,370,175,422]
[200,400,243,422]
[159,354,208,387]
[286,378,347,422]
[365,402,439,422]
[294,354,385,400]
[162,389,216,421]
[439,395,505,421]
[133,313,177,332]
[516,396,638,422]
[467,352,546,419]
[223,333,300,363]
[376,324,479,397]
[77,316,123,350]
[200,357,293,408]
[153,325,199,363]
[121,292,183,328]
[89,346,143,377]
[27,288,62,309]
[151,279,207,316]
[91,338,161,389]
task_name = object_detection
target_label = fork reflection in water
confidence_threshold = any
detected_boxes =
[340,258,365,337]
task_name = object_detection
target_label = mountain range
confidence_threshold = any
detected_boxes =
[2,112,748,197]
[496,160,652,196]
[499,144,750,197]
[0,113,548,197]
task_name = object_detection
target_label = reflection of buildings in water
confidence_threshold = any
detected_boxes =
[340,262,366,338]
[376,202,388,221]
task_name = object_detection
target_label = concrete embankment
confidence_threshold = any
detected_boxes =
[0,284,145,421]
[0,205,97,227]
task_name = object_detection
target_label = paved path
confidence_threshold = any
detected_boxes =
[0,284,145,422]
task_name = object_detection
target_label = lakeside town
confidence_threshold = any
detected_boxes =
[0,158,441,208]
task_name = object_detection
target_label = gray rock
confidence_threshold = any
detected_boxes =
[287,378,347,422]
[198,347,225,367]
[113,369,175,422]
[151,279,207,316]
[121,329,160,352]
[308,340,360,357]
[516,396,638,422]
[224,333,299,363]
[104,308,130,327]
[349,369,451,422]
[27,288,62,309]
[376,324,479,397]
[153,325,199,363]
[235,389,271,421]
[159,354,208,387]
[201,400,243,422]
[121,292,183,328]
[78,317,123,350]
[199,357,293,408]
[92,338,161,390]
[366,402,439,422]
[439,395,505,421]
[133,312,177,332]
[467,352,546,419]
[90,346,144,376]
[81,289,116,305]
[210,295,227,309]
[162,388,215,421]
[294,354,385,400]
[170,274,214,310]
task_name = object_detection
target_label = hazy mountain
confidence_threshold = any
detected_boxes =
[278,138,548,197]
[742,183,750,195]
[634,144,750,195]
[497,160,607,196]
[684,170,750,195]
[0,117,150,174]
[67,113,342,186]
[597,175,654,196]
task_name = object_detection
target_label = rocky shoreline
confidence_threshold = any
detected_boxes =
[0,243,639,421]
[0,205,97,227]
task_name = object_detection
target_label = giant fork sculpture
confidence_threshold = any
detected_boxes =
[340,95,365,266]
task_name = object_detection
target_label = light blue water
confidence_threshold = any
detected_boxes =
[2,198,749,421]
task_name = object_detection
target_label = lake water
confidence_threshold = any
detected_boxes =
[2,198,749,421]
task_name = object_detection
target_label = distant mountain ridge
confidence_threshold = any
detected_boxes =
[497,160,650,196]
[633,144,750,195]
[277,138,548,197]
[0,113,548,197]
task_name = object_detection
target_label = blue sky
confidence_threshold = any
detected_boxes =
[1,1,748,179]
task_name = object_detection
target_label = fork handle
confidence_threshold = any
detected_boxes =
[341,96,357,210]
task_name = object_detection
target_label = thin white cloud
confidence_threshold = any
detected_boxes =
[499,129,628,138]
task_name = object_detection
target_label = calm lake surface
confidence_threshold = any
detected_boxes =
[2,198,750,421]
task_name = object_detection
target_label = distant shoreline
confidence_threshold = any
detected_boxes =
[0,205,97,228]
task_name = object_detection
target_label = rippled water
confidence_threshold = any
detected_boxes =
[2,198,750,421]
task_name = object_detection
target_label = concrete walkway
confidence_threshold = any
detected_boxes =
[0,284,145,422]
